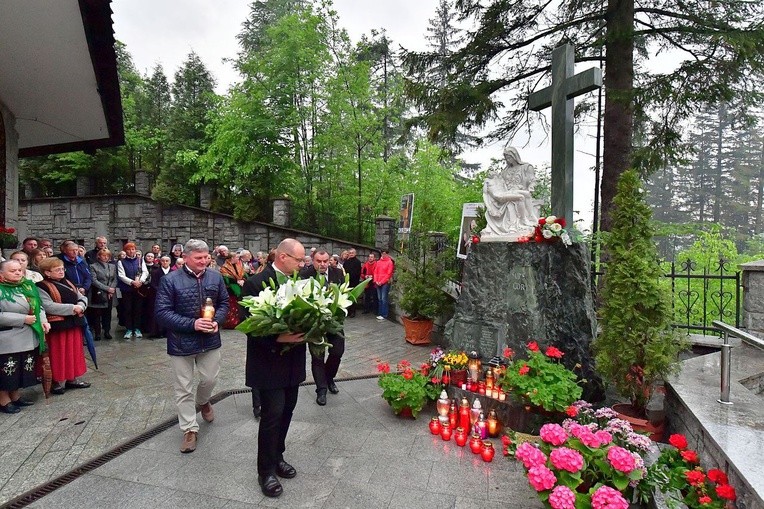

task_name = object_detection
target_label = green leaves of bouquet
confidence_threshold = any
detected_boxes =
[237,273,369,356]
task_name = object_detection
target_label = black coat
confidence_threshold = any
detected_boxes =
[343,257,362,286]
[298,265,345,285]
[241,264,306,390]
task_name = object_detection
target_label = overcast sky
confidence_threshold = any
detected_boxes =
[111,0,599,229]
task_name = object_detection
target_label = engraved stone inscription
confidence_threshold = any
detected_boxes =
[506,265,537,310]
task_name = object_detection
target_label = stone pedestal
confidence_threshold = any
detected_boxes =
[740,260,764,336]
[375,215,396,251]
[445,241,603,401]
[134,169,151,196]
[272,197,291,227]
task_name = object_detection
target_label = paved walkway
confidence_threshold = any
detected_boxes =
[0,315,538,508]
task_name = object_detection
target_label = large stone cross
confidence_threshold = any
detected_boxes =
[528,43,602,221]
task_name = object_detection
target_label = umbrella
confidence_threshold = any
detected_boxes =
[81,316,98,369]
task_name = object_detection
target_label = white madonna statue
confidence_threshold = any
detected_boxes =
[481,147,539,241]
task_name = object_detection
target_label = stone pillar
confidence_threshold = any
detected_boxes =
[134,169,150,195]
[199,185,213,210]
[272,197,291,227]
[76,175,92,196]
[739,260,764,336]
[375,215,396,251]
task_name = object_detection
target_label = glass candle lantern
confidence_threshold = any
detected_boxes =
[477,381,486,396]
[459,398,471,431]
[481,441,495,462]
[469,433,483,454]
[454,427,468,447]
[485,368,494,390]
[449,401,458,428]
[440,422,452,441]
[475,412,487,439]
[436,390,450,417]
[486,409,500,437]
[429,416,442,435]
[498,388,506,401]
[467,352,482,381]
[470,399,482,427]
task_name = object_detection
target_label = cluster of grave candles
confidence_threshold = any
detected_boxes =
[428,391,498,462]
[442,365,506,401]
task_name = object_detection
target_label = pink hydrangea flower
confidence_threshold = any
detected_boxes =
[549,485,577,509]
[594,430,613,445]
[607,446,636,473]
[591,486,629,509]
[549,447,584,473]
[578,431,602,448]
[568,422,590,438]
[540,423,569,446]
[516,442,548,469]
[527,465,557,491]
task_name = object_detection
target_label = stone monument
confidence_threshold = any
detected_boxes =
[444,42,604,401]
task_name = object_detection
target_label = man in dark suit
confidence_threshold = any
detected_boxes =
[342,248,362,318]
[240,238,306,498]
[299,249,345,406]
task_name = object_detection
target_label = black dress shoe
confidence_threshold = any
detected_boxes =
[51,386,66,395]
[0,402,20,414]
[316,391,327,406]
[104,332,113,340]
[258,474,283,498]
[94,335,101,341]
[65,380,91,389]
[327,381,339,394]
[253,406,261,419]
[11,398,34,407]
[276,460,297,479]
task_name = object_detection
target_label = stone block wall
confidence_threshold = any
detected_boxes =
[18,194,376,258]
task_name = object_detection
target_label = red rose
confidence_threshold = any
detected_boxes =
[518,364,530,376]
[556,218,566,227]
[668,434,688,450]
[698,496,712,505]
[545,346,563,359]
[715,483,736,501]
[538,218,546,225]
[527,341,539,352]
[471,235,480,244]
[565,405,578,417]
[501,435,512,446]
[707,469,728,485]
[684,470,705,487]
[681,450,699,464]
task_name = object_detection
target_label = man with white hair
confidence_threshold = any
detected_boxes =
[215,245,229,268]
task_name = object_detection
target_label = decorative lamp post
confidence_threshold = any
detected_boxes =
[467,351,482,381]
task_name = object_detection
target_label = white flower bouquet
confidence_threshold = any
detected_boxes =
[236,274,369,355]
[533,215,572,247]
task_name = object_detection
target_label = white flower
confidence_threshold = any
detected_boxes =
[542,229,554,239]
[549,222,562,232]
[561,232,572,246]
[545,215,557,224]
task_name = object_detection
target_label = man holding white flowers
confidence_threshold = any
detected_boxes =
[299,249,345,406]
[240,238,306,498]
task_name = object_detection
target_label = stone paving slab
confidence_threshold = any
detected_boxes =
[0,315,431,504]
[24,379,542,509]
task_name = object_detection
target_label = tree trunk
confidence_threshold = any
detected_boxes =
[755,140,764,234]
[713,103,726,223]
[600,0,634,233]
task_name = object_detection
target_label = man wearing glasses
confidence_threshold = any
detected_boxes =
[240,239,306,498]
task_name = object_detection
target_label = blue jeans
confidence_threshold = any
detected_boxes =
[376,283,390,318]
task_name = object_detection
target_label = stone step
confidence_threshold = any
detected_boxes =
[687,333,741,349]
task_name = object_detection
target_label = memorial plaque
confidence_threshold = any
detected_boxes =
[506,265,537,310]
[451,319,480,352]
[478,325,500,358]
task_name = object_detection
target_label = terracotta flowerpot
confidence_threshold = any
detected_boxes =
[612,403,665,441]
[402,316,433,345]
[397,406,414,418]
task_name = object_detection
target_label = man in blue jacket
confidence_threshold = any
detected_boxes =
[155,239,229,454]
[58,240,92,295]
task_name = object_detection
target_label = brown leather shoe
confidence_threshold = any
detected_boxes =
[200,402,214,423]
[180,431,197,453]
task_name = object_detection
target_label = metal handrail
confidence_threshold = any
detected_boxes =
[712,320,764,349]
[711,320,764,405]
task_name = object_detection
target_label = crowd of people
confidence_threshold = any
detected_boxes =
[0,235,395,498]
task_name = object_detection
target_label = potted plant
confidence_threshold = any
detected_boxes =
[649,433,737,508]
[508,400,656,509]
[376,360,442,418]
[396,235,454,345]
[0,226,18,250]
[593,170,686,437]
[500,341,583,414]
